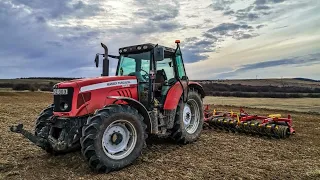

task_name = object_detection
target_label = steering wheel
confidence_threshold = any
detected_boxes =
[140,69,149,80]
[128,70,149,82]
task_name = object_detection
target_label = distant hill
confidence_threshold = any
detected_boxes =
[194,78,320,89]
[293,78,319,82]
[18,77,81,81]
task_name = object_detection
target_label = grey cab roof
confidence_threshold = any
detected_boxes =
[119,43,176,53]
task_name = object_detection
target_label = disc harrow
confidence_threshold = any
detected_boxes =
[204,105,295,139]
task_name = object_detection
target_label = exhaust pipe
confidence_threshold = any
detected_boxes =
[101,43,109,76]
[94,43,110,76]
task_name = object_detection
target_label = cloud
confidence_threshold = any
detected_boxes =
[256,24,265,29]
[0,1,106,78]
[254,0,285,6]
[255,5,270,10]
[205,23,257,41]
[180,37,216,63]
[207,23,254,35]
[125,20,181,35]
[180,22,258,61]
[214,0,286,22]
[216,53,320,78]
[236,12,260,21]
[205,0,290,50]
[134,0,180,21]
[209,0,235,11]
[232,33,258,40]
[10,0,103,19]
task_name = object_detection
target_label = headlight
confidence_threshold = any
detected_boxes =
[60,102,69,111]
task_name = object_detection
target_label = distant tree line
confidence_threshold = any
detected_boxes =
[18,77,81,81]
[199,83,320,98]
[208,91,320,98]
[1,78,320,98]
[4,82,55,92]
[293,78,320,82]
[200,83,320,94]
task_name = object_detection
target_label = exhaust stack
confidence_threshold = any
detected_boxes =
[101,43,109,76]
[94,43,109,76]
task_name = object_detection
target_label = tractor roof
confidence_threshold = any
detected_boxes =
[118,43,176,54]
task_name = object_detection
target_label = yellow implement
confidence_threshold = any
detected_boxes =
[268,114,282,118]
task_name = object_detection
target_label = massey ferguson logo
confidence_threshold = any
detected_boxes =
[106,81,131,86]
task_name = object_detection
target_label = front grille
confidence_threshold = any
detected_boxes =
[53,87,74,112]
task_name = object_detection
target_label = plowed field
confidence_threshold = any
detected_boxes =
[1,92,319,180]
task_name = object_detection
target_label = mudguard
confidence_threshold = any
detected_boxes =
[107,96,152,133]
[163,81,205,110]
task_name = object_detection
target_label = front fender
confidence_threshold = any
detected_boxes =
[107,96,152,134]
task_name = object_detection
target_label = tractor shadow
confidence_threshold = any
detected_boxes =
[16,137,183,177]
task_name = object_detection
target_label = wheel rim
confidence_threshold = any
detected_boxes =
[183,99,200,134]
[102,120,137,160]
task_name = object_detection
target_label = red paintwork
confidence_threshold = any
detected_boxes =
[53,76,138,117]
[163,82,183,110]
[163,81,204,110]
[53,76,204,116]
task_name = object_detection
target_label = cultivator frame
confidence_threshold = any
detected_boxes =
[203,105,295,138]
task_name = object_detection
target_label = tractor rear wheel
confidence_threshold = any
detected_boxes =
[171,89,204,144]
[80,104,147,173]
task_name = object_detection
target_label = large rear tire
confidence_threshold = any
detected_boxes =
[80,104,147,173]
[171,89,204,144]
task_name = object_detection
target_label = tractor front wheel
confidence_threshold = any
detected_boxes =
[35,104,80,154]
[171,89,204,144]
[80,104,147,173]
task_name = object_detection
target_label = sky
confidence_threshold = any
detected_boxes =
[0,0,319,80]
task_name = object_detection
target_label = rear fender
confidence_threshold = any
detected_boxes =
[163,81,205,110]
[188,82,205,98]
[106,96,152,133]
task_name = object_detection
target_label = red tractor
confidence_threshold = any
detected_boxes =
[10,40,205,173]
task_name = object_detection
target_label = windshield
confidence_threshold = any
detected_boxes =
[117,51,150,78]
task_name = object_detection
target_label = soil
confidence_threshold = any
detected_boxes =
[0,92,320,180]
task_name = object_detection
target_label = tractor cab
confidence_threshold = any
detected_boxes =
[96,41,189,109]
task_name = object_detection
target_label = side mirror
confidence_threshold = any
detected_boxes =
[154,47,164,61]
[94,54,99,67]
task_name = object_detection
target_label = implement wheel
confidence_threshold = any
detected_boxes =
[80,104,147,173]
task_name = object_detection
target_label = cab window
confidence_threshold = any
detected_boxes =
[117,52,150,76]
[156,58,175,81]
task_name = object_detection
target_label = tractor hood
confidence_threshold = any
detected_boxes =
[53,76,139,117]
[55,76,138,90]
